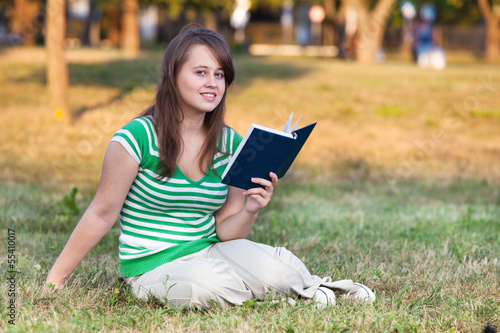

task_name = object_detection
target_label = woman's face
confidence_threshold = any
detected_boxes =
[176,44,226,117]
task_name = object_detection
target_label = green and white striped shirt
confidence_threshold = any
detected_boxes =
[111,116,242,277]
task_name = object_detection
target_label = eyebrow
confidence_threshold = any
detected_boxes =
[192,65,224,71]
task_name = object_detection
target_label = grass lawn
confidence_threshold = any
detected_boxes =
[0,47,499,332]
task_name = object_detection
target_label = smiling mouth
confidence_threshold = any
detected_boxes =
[201,93,216,98]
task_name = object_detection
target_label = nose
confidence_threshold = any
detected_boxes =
[205,75,217,88]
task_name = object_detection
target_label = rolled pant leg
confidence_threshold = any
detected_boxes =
[128,256,254,310]
[207,239,325,300]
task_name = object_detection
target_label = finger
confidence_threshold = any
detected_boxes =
[246,193,269,209]
[243,186,268,198]
[269,172,278,186]
[250,177,274,191]
[245,189,274,208]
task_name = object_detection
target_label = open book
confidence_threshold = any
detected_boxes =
[221,112,316,190]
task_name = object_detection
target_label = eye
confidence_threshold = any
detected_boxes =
[196,70,206,76]
[215,72,225,79]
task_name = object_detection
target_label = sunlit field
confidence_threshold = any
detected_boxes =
[1,47,499,188]
[0,47,499,332]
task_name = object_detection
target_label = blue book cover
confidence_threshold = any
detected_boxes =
[221,114,316,190]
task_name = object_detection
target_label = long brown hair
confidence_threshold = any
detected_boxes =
[140,26,235,179]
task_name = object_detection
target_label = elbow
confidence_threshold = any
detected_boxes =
[216,234,247,242]
[86,203,121,230]
[215,226,250,242]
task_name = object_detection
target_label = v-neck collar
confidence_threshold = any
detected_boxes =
[175,165,211,186]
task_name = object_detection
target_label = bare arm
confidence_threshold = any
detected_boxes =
[46,142,139,289]
[215,172,278,241]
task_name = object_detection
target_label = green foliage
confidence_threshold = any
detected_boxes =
[251,0,286,12]
[108,279,135,306]
[0,183,84,233]
[56,187,80,217]
[49,186,83,231]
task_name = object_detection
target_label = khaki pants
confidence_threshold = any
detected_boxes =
[126,239,354,309]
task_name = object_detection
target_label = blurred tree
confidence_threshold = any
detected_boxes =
[84,0,140,54]
[7,0,41,45]
[389,0,482,28]
[99,0,120,46]
[323,0,336,46]
[249,0,396,62]
[156,0,234,22]
[81,0,103,46]
[252,0,288,11]
[353,0,397,63]
[92,0,234,54]
[46,0,69,123]
[477,0,500,62]
[121,0,140,56]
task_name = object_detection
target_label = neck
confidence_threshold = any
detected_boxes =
[181,112,206,137]
[179,112,208,172]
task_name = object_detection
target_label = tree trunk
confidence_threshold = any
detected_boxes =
[477,0,500,62]
[121,0,140,56]
[10,0,41,46]
[88,9,103,47]
[323,0,336,46]
[46,0,69,123]
[81,0,102,47]
[102,4,120,47]
[485,18,500,62]
[355,0,397,63]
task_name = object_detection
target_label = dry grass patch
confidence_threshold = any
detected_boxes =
[1,47,499,188]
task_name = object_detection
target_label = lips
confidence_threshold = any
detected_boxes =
[200,92,217,101]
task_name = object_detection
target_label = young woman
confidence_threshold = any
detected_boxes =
[46,26,375,309]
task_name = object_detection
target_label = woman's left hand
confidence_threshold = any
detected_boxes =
[242,172,278,214]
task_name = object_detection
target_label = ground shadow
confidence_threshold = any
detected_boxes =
[233,54,313,87]
[69,53,314,120]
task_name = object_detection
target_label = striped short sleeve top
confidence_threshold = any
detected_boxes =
[111,116,242,277]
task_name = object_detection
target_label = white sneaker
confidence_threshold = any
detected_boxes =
[313,286,336,309]
[345,282,376,303]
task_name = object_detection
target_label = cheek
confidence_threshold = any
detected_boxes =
[180,77,196,90]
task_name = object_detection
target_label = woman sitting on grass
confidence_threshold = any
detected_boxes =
[46,25,375,309]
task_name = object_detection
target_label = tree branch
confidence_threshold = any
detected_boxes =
[477,0,493,22]
[370,0,397,34]
[372,0,397,19]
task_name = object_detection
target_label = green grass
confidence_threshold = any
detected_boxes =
[0,179,499,332]
[0,47,499,332]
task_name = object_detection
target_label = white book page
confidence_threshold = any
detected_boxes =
[283,111,301,134]
[283,111,293,133]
